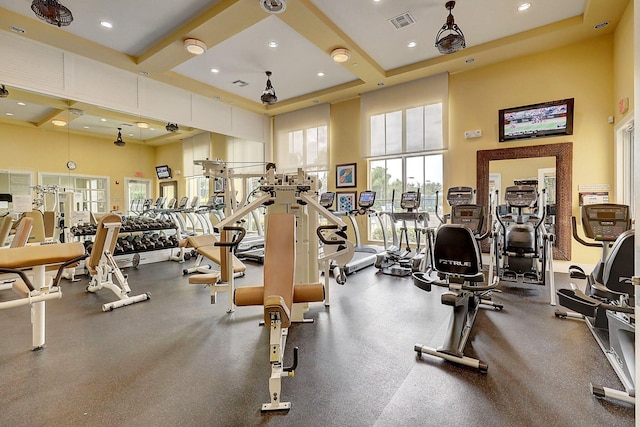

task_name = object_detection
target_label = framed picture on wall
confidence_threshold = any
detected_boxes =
[214,177,224,193]
[336,163,357,188]
[336,192,357,213]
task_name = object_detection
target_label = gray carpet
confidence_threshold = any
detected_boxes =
[0,259,634,426]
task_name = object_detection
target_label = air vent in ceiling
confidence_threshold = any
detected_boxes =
[389,12,415,30]
[232,80,249,87]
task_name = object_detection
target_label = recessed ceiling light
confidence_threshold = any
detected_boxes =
[210,68,220,73]
[100,20,113,29]
[377,82,385,87]
[83,126,89,129]
[331,48,351,63]
[517,3,531,12]
[100,118,107,122]
[594,21,609,29]
[135,122,149,129]
[184,38,207,55]
[139,71,149,76]
[17,102,26,106]
[128,133,134,137]
[465,57,475,63]
[407,41,417,48]
[268,41,278,48]
[10,26,25,34]
[51,119,67,126]
[149,128,155,131]
[5,112,13,116]
[317,72,325,77]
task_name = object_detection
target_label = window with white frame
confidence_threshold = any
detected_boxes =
[275,104,329,193]
[40,173,109,214]
[363,74,447,244]
[0,170,33,214]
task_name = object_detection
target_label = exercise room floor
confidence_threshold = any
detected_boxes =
[0,259,634,426]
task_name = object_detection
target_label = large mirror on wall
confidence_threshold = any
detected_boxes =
[476,142,573,260]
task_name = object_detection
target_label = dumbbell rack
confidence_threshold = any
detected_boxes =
[71,216,179,273]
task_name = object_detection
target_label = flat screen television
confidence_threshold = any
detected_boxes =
[499,98,574,142]
[155,165,172,179]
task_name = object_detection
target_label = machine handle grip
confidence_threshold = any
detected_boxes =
[52,253,89,287]
[214,226,246,247]
[316,225,346,245]
[0,268,34,292]
[283,347,299,372]
[571,216,600,248]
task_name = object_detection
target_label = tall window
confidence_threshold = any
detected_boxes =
[615,118,635,218]
[275,104,329,193]
[363,74,447,244]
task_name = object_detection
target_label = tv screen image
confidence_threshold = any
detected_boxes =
[156,165,171,179]
[499,98,574,142]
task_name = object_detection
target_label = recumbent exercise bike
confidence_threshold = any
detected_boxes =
[412,195,502,372]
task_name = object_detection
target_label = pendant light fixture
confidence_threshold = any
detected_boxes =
[114,128,125,147]
[260,71,277,105]
[435,1,466,55]
[31,0,74,27]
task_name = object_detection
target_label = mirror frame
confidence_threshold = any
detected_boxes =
[476,142,572,260]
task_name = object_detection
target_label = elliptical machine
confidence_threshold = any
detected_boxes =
[555,203,635,405]
[493,185,554,293]
[375,190,427,276]
[412,197,502,372]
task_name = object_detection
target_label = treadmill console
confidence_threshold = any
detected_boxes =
[504,185,537,208]
[581,203,631,241]
[400,192,420,211]
[450,205,485,234]
[154,196,166,209]
[358,191,376,209]
[446,186,474,206]
[320,192,335,209]
[177,196,189,209]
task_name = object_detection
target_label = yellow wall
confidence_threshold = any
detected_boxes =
[613,0,635,124]
[328,35,620,264]
[448,35,615,264]
[0,123,156,211]
[155,140,184,198]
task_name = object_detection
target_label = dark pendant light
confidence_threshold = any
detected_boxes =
[435,1,466,55]
[261,71,277,105]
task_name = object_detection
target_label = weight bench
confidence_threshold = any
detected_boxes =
[85,213,150,311]
[182,234,246,277]
[233,213,325,411]
[0,241,86,349]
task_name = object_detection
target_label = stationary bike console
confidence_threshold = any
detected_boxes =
[580,204,630,242]
[319,192,335,210]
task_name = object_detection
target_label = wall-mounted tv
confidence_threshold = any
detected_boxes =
[155,165,172,179]
[499,98,574,142]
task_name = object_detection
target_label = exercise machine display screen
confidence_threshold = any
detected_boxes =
[581,203,630,241]
[400,192,420,210]
[504,185,537,207]
[446,186,474,206]
[451,205,484,234]
[320,192,335,209]
[358,191,376,209]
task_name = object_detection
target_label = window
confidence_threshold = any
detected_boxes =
[615,118,635,218]
[125,178,152,214]
[40,173,109,214]
[275,104,329,193]
[369,154,443,243]
[0,170,33,214]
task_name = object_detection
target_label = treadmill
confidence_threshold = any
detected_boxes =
[335,190,381,275]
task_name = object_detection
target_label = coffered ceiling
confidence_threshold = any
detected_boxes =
[0,0,629,144]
